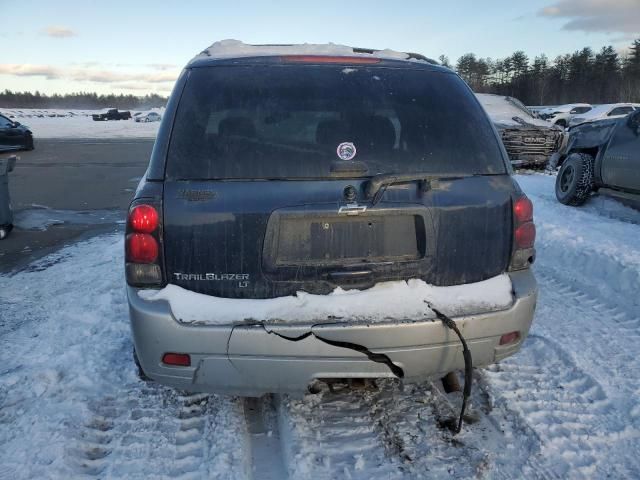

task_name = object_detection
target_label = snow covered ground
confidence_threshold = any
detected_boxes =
[1,108,161,139]
[1,173,639,479]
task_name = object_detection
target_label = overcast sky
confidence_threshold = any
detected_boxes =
[2,0,639,96]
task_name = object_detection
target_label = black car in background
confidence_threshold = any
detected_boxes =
[92,109,132,121]
[0,113,34,151]
[552,110,640,207]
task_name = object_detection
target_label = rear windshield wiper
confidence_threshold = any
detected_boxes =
[365,172,472,205]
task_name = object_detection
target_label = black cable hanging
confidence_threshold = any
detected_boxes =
[426,302,473,435]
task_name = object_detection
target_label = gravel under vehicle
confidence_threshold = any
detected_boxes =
[552,110,640,207]
[126,41,538,397]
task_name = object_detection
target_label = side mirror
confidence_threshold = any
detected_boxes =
[12,121,20,127]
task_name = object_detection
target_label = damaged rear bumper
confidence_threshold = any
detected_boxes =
[128,269,537,396]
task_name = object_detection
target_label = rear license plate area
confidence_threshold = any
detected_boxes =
[274,215,422,266]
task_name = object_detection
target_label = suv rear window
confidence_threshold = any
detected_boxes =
[167,64,506,179]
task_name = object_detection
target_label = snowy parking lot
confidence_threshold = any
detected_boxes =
[1,109,161,139]
[1,173,640,479]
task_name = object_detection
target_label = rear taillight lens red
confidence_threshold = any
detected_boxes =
[127,233,159,263]
[129,204,159,233]
[514,197,533,223]
[515,223,536,249]
[510,194,536,270]
[126,201,163,286]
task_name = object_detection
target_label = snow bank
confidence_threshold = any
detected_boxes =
[139,275,514,325]
[0,235,250,479]
[516,173,640,311]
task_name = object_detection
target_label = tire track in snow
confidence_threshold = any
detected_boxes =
[0,235,251,480]
[65,387,250,480]
[503,173,640,478]
[278,385,405,479]
[535,269,640,397]
[366,379,495,478]
[277,378,554,479]
[244,395,288,480]
[369,376,560,479]
[483,334,637,479]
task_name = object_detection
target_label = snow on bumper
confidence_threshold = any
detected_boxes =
[137,274,514,325]
[128,270,537,396]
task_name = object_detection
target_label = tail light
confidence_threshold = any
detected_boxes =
[126,201,163,286]
[127,233,159,263]
[129,204,159,233]
[515,223,536,249]
[509,195,536,270]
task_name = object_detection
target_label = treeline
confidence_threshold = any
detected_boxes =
[443,38,640,105]
[0,90,168,110]
[3,39,640,108]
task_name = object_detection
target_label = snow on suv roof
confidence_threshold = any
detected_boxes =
[189,39,437,65]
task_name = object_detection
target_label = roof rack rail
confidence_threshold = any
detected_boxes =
[352,47,376,55]
[191,40,441,66]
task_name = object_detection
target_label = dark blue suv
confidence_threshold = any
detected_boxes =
[125,42,538,396]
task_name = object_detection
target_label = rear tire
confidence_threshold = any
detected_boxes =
[555,153,594,206]
[133,348,151,382]
[25,134,35,150]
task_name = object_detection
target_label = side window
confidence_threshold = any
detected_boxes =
[0,116,12,128]
[570,106,591,114]
[608,107,633,117]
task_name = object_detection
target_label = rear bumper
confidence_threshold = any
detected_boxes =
[128,269,537,396]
